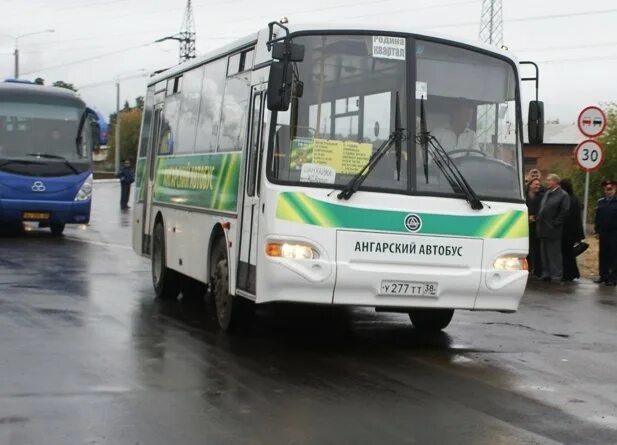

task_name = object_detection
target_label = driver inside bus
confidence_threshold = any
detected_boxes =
[431,99,480,153]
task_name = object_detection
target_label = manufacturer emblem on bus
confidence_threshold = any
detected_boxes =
[31,181,46,192]
[404,214,422,232]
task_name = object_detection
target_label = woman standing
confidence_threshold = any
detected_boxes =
[561,178,585,282]
[526,178,543,278]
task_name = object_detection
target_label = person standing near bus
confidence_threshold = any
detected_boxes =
[594,180,617,286]
[560,178,585,282]
[118,160,135,210]
[526,178,543,278]
[536,173,570,282]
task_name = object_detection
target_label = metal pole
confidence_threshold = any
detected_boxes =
[115,82,121,174]
[583,171,590,236]
[14,48,19,79]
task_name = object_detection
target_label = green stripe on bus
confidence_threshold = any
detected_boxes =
[153,152,240,212]
[276,192,528,239]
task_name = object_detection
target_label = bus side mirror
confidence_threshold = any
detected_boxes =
[90,121,101,150]
[267,61,292,111]
[271,42,305,62]
[528,100,544,144]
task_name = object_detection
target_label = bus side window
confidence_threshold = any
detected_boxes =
[218,72,250,152]
[176,67,204,154]
[138,88,155,159]
[195,58,227,153]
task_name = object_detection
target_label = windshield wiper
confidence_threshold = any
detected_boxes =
[27,153,79,175]
[417,96,483,210]
[338,92,406,200]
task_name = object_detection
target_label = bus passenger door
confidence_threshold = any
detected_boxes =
[237,84,266,295]
[141,103,163,255]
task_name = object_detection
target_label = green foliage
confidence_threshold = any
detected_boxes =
[108,100,143,168]
[569,103,617,220]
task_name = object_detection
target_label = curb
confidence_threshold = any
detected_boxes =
[94,179,118,184]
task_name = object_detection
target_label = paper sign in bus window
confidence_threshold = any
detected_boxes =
[372,36,406,61]
[290,137,314,170]
[416,81,428,100]
[300,163,336,184]
[291,137,372,177]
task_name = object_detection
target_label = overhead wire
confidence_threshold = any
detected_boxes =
[419,6,617,29]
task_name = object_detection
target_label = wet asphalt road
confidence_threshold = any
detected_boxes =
[1,182,617,445]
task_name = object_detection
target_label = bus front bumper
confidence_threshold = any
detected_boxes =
[256,231,528,312]
[0,199,91,225]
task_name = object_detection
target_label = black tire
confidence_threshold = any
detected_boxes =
[210,237,253,332]
[152,221,181,300]
[408,309,454,332]
[50,223,65,236]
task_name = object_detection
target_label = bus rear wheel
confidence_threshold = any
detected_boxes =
[50,223,65,236]
[408,309,454,332]
[152,221,181,300]
[210,237,253,332]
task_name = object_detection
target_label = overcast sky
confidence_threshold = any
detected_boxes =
[1,0,616,123]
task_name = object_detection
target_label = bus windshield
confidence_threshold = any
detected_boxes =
[0,102,87,161]
[269,34,521,201]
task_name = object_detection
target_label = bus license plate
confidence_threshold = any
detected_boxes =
[23,212,50,220]
[380,281,438,297]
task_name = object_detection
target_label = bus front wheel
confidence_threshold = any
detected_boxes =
[210,237,253,332]
[152,222,181,300]
[408,309,454,332]
[50,223,65,236]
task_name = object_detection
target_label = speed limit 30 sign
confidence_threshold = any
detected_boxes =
[574,139,604,172]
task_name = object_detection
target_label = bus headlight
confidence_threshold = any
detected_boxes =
[74,174,93,201]
[266,242,320,260]
[493,256,528,271]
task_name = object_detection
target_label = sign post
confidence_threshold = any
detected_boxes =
[576,106,607,234]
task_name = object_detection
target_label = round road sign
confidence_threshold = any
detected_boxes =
[577,106,607,138]
[574,139,604,172]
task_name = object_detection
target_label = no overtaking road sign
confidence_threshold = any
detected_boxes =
[577,105,607,138]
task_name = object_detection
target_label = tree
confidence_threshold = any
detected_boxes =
[568,103,617,220]
[34,77,44,85]
[52,80,77,92]
[108,107,143,167]
[135,96,145,109]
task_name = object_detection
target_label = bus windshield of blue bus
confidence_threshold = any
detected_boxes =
[0,102,86,161]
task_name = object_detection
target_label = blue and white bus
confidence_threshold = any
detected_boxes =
[0,81,97,235]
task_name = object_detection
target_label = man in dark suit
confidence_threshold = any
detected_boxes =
[594,180,617,286]
[536,173,570,282]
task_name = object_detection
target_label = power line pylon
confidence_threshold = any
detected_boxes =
[479,0,503,46]
[155,0,196,63]
[178,0,196,62]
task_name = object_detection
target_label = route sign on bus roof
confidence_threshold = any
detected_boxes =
[577,106,607,138]
[574,139,604,172]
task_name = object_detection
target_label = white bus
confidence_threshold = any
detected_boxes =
[132,22,544,332]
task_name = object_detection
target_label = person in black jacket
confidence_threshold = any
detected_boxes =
[560,179,585,282]
[117,160,135,210]
[537,173,570,282]
[526,178,544,278]
[594,180,617,286]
